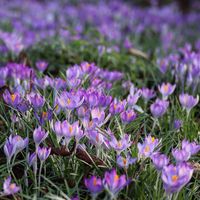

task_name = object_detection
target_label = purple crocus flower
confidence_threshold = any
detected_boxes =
[109,134,131,153]
[117,154,137,169]
[57,91,84,109]
[141,88,155,101]
[179,93,199,114]
[158,83,176,99]
[36,60,48,72]
[84,176,103,195]
[52,120,63,142]
[103,169,128,197]
[37,146,51,161]
[120,109,137,123]
[27,93,45,109]
[109,99,126,115]
[27,152,37,167]
[3,176,20,195]
[173,119,182,130]
[137,135,160,158]
[33,126,48,146]
[4,135,28,163]
[161,162,193,194]
[182,140,200,156]
[87,130,105,146]
[91,108,105,124]
[3,90,22,107]
[150,99,169,118]
[151,153,169,170]
[172,149,190,163]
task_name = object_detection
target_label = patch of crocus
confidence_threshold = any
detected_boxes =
[103,169,128,197]
[151,153,169,171]
[117,154,137,169]
[141,87,155,101]
[181,140,200,155]
[27,93,45,110]
[109,134,131,154]
[120,109,137,123]
[158,83,176,99]
[36,60,48,72]
[109,99,126,115]
[84,176,103,196]
[161,162,193,194]
[33,126,48,147]
[179,93,199,115]
[173,119,182,130]
[172,149,190,163]
[137,135,160,158]
[37,146,51,161]
[3,90,22,107]
[3,176,20,196]
[150,99,169,118]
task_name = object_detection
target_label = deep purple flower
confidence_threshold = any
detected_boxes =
[151,153,169,170]
[3,176,20,195]
[36,60,48,72]
[33,126,48,146]
[103,169,128,196]
[27,93,45,109]
[158,83,176,99]
[27,152,37,167]
[117,154,137,168]
[137,135,160,158]
[141,88,155,101]
[120,109,137,123]
[84,176,103,195]
[150,99,169,118]
[3,90,22,107]
[161,162,193,193]
[182,140,200,156]
[173,119,182,130]
[179,94,199,113]
[172,149,190,163]
[37,146,51,161]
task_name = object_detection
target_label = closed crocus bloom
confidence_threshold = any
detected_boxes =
[36,60,48,72]
[179,94,199,114]
[4,137,16,163]
[117,154,137,169]
[84,176,103,195]
[150,99,169,118]
[27,152,37,167]
[27,93,45,109]
[141,87,155,101]
[158,83,176,99]
[173,119,182,130]
[109,134,131,153]
[120,109,137,123]
[33,126,48,146]
[3,90,22,107]
[172,149,191,163]
[103,169,128,197]
[182,140,200,155]
[161,162,193,194]
[52,120,63,142]
[3,177,20,195]
[37,146,51,161]
[151,153,169,170]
